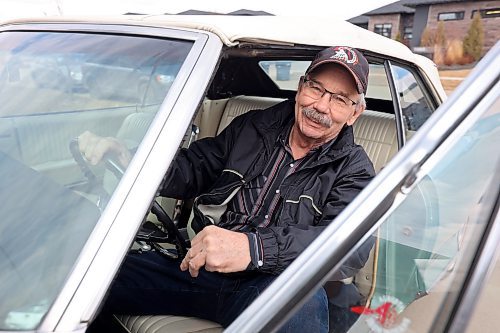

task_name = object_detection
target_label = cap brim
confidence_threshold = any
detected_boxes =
[306,59,364,94]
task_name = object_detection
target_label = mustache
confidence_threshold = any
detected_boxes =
[301,108,332,128]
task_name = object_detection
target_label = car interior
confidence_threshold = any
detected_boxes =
[111,45,436,333]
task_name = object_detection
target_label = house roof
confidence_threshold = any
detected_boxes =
[404,0,466,7]
[364,1,415,15]
[357,0,467,17]
[228,9,273,16]
[348,15,369,25]
[175,9,273,16]
[177,10,221,15]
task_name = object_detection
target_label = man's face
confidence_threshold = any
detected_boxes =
[294,63,364,144]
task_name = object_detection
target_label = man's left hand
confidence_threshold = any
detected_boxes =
[180,225,251,277]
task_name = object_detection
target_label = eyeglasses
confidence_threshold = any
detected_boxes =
[302,78,357,107]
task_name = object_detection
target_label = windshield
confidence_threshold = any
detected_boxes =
[0,31,193,330]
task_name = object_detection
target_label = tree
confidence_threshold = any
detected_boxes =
[463,12,484,61]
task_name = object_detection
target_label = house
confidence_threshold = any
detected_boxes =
[349,0,500,55]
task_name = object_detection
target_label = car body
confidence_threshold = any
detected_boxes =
[0,14,497,333]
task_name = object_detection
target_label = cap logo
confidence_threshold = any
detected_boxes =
[330,47,358,65]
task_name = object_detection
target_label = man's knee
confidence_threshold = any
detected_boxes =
[279,288,329,333]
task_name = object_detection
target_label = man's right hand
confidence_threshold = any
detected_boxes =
[78,131,131,168]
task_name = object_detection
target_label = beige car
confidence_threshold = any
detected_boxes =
[1,14,498,333]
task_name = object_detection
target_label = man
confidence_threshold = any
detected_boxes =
[83,46,375,332]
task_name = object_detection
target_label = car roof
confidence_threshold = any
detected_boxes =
[1,15,419,60]
[1,15,445,99]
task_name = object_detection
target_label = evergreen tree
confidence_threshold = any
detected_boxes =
[463,12,484,61]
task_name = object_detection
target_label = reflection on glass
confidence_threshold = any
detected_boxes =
[342,99,499,332]
[392,65,433,132]
[0,31,193,330]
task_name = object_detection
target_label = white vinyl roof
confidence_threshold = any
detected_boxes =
[0,15,446,99]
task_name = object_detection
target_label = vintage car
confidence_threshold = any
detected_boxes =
[0,14,498,333]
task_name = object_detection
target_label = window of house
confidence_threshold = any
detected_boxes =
[471,8,500,19]
[403,26,413,40]
[374,23,392,38]
[438,11,465,21]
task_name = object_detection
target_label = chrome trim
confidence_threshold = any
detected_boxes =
[385,60,405,149]
[226,42,500,333]
[9,23,223,332]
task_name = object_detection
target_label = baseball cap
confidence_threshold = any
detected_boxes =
[305,46,369,94]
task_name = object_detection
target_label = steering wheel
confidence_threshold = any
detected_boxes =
[69,138,188,257]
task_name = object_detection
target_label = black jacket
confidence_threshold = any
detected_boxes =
[161,100,375,278]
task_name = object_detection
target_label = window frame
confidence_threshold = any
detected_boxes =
[374,23,393,38]
[403,26,413,40]
[0,22,224,332]
[438,11,465,21]
[471,8,500,19]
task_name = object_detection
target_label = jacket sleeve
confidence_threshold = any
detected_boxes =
[159,114,246,199]
[254,151,376,276]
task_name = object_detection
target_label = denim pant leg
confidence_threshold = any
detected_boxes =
[277,288,329,333]
[97,251,328,331]
[220,276,328,332]
[101,251,233,322]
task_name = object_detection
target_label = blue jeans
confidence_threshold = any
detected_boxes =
[99,251,328,332]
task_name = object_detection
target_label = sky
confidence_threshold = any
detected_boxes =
[0,0,395,20]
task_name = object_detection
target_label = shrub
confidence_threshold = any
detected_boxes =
[395,32,403,43]
[463,12,484,61]
[444,39,464,66]
[420,27,435,46]
[435,21,446,48]
[433,46,445,65]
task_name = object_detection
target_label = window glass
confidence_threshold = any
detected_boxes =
[259,60,304,90]
[471,8,500,18]
[325,96,499,333]
[391,64,433,132]
[0,31,194,330]
[259,61,393,107]
[403,27,413,40]
[374,24,392,38]
[366,64,392,102]
[438,11,465,21]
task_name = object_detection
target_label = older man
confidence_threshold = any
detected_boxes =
[85,46,375,333]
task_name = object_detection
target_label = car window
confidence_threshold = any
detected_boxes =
[259,60,304,90]
[259,61,392,100]
[391,64,434,133]
[0,31,193,330]
[331,96,499,333]
[365,64,391,101]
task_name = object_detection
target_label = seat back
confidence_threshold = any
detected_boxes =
[200,96,398,173]
[351,110,398,173]
[216,96,284,135]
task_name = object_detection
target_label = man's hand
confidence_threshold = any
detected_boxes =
[78,131,131,167]
[180,225,251,277]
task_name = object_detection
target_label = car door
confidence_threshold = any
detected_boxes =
[0,22,223,332]
[227,42,499,333]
